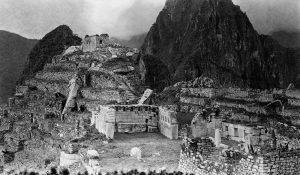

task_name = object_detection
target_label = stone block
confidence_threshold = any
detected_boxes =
[59,151,81,167]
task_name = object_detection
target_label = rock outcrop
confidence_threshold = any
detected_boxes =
[141,0,299,90]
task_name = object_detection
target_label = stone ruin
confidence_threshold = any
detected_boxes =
[179,136,300,175]
[91,105,179,140]
[0,33,145,173]
[82,34,110,53]
[2,30,300,174]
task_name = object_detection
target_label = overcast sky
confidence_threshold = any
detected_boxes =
[0,0,299,39]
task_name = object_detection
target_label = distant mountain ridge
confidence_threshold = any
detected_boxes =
[0,30,38,104]
[271,31,300,48]
[141,0,300,90]
[112,33,147,48]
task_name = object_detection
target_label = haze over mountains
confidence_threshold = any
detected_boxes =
[271,31,300,48]
[0,30,37,104]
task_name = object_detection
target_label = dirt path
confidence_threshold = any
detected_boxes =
[96,133,182,173]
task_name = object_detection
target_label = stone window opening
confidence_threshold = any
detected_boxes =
[234,128,239,137]
[244,130,248,139]
[30,113,34,123]
[225,126,229,131]
[99,40,103,44]
[79,105,86,112]
[145,119,149,132]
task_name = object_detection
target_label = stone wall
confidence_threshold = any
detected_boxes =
[178,137,300,175]
[35,71,74,82]
[274,123,300,150]
[238,150,300,175]
[92,105,159,139]
[216,101,267,114]
[180,96,208,106]
[178,137,233,175]
[285,90,300,99]
[158,107,179,139]
[59,151,82,167]
[44,62,77,71]
[25,79,68,96]
[15,86,29,95]
[181,88,216,98]
[90,73,119,89]
[80,88,122,102]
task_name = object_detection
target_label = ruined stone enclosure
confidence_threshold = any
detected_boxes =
[92,105,179,140]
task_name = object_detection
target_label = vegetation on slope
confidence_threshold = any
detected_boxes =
[19,25,81,83]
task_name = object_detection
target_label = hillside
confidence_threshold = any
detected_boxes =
[141,0,299,90]
[19,25,82,83]
[0,30,37,104]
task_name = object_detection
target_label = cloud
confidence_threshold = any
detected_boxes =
[0,0,299,39]
[0,0,165,39]
[232,0,300,34]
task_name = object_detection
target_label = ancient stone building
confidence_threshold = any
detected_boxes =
[82,34,110,52]
[222,121,271,153]
[91,105,179,139]
[92,105,159,139]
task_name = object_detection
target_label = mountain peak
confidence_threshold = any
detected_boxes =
[141,0,299,90]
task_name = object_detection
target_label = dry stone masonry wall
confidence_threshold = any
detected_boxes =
[178,137,300,175]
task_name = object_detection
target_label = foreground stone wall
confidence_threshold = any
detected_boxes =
[178,137,234,175]
[274,123,300,150]
[238,150,300,175]
[178,137,300,175]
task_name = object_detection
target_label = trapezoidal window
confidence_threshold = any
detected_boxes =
[99,40,103,44]
[234,128,239,137]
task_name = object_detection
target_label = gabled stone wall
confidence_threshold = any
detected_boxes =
[159,107,179,139]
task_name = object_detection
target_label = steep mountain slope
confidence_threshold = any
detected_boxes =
[141,0,299,90]
[0,30,37,104]
[271,31,300,48]
[19,25,81,83]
